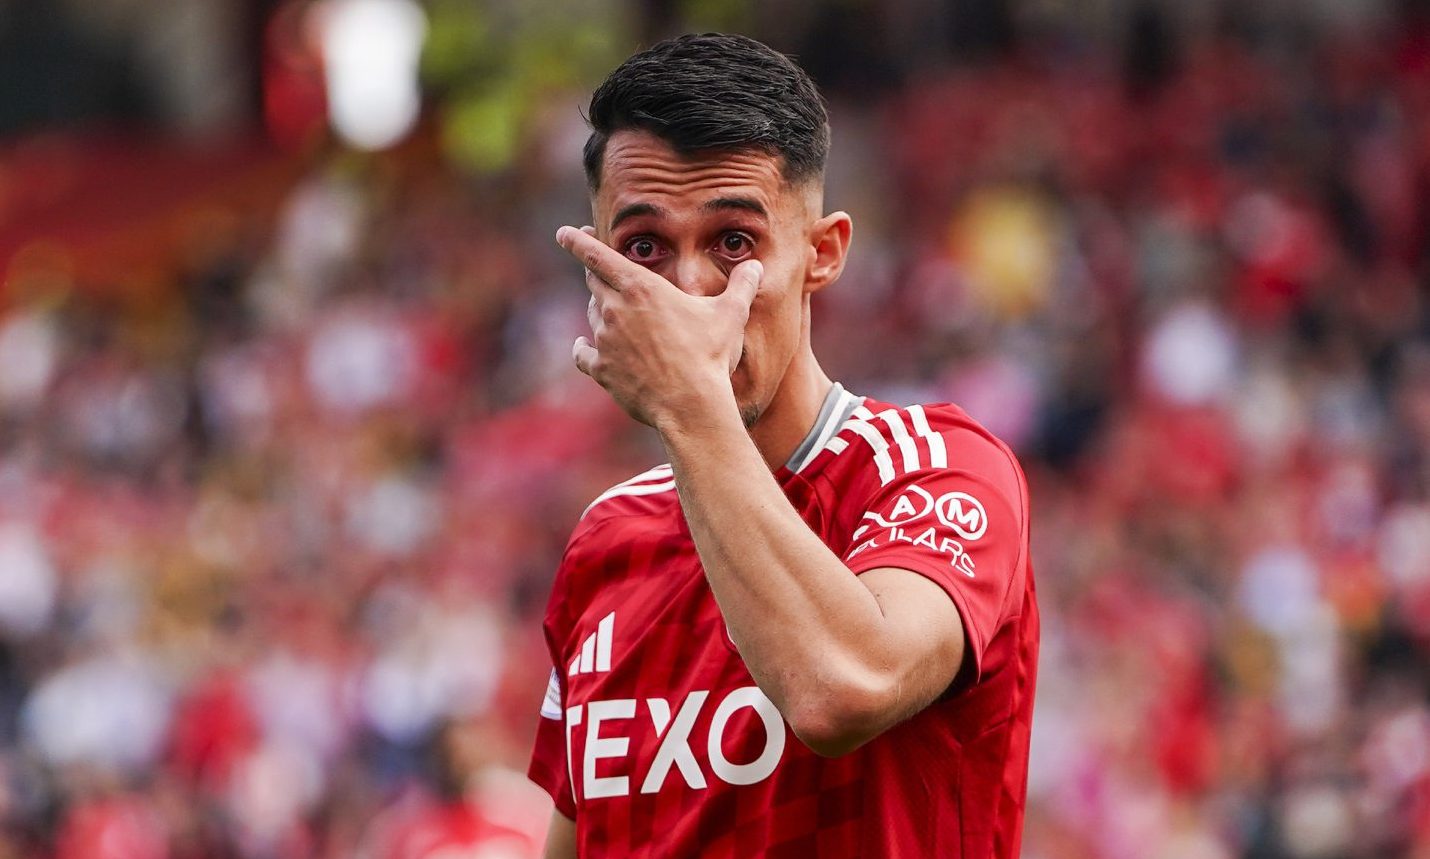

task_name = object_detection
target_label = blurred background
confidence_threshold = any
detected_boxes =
[1,0,1429,856]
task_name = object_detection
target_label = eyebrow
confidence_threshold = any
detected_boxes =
[608,196,770,231]
[610,202,664,230]
[703,196,768,218]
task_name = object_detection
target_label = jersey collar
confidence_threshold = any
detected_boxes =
[784,382,864,475]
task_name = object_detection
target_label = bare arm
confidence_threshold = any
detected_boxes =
[542,809,576,859]
[657,397,965,755]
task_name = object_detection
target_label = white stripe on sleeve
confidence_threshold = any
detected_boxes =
[581,479,677,519]
[846,417,895,486]
[540,668,562,719]
[875,409,921,474]
[907,405,948,469]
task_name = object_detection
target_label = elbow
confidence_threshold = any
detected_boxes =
[783,672,896,758]
[789,719,871,759]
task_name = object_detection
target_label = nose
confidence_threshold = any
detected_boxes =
[667,253,728,298]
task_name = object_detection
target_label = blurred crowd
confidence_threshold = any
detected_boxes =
[4,5,1430,859]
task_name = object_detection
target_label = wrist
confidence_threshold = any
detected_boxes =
[652,387,745,444]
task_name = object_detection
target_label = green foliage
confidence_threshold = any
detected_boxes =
[678,0,755,33]
[422,0,631,173]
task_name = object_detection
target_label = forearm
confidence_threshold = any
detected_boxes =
[657,396,897,750]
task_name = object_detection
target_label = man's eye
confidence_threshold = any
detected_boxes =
[717,233,753,256]
[624,238,660,261]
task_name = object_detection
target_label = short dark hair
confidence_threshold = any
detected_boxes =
[583,33,830,190]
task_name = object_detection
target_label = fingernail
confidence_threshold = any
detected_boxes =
[749,260,763,279]
[555,226,571,245]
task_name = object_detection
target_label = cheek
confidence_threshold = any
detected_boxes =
[738,282,801,373]
[751,275,803,343]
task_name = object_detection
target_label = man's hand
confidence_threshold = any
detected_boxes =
[557,225,762,428]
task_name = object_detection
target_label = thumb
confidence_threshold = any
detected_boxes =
[724,260,762,311]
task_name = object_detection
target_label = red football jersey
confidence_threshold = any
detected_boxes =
[528,387,1039,857]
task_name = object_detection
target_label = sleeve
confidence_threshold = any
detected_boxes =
[527,665,577,819]
[527,515,612,819]
[842,464,1024,683]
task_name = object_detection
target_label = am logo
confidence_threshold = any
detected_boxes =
[847,483,986,578]
[935,491,987,541]
[860,484,988,541]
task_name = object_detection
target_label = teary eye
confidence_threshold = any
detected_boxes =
[624,238,661,261]
[717,233,753,256]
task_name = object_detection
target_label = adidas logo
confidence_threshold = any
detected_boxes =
[569,611,615,676]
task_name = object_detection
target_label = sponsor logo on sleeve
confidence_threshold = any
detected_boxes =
[860,484,935,528]
[847,484,984,578]
[935,492,987,541]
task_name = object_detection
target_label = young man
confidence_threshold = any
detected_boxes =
[528,33,1038,858]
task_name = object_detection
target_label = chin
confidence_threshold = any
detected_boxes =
[732,361,762,428]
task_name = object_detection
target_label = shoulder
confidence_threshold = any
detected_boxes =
[834,402,1033,593]
[562,463,681,558]
[578,463,678,523]
[822,398,1026,497]
[544,463,682,640]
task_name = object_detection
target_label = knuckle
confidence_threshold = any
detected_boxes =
[587,269,618,293]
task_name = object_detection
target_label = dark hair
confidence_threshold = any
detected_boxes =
[583,33,830,189]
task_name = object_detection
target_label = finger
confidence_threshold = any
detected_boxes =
[724,259,763,311]
[587,296,602,335]
[556,225,639,294]
[580,227,610,301]
[572,336,599,378]
[585,267,620,303]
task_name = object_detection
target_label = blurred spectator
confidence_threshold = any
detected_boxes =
[2,3,1430,858]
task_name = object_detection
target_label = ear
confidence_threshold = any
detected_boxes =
[806,211,853,295]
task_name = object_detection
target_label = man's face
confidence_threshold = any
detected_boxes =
[591,130,820,427]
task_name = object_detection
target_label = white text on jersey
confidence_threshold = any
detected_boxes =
[564,686,786,801]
